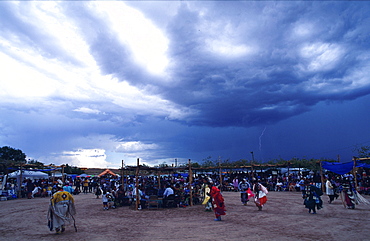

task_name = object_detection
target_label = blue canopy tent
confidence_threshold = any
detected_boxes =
[322,160,370,175]
[321,161,355,175]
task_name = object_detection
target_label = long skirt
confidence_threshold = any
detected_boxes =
[49,201,72,230]
[255,196,267,207]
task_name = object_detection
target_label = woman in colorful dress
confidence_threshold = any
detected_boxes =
[252,179,268,211]
[207,181,226,221]
[340,181,356,209]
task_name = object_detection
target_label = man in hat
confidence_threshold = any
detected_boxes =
[47,185,76,234]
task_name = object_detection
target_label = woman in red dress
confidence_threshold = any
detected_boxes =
[253,179,268,211]
[207,181,226,221]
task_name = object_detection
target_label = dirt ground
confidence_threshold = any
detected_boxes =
[0,191,369,241]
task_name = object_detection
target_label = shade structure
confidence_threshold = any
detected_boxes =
[98,169,117,177]
[8,170,48,180]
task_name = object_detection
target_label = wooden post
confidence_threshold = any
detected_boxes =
[61,165,65,184]
[353,157,358,191]
[157,171,161,190]
[188,159,193,206]
[121,160,124,186]
[218,157,222,190]
[1,161,9,192]
[250,151,255,179]
[125,167,128,192]
[52,165,55,185]
[18,163,23,198]
[319,161,325,193]
[251,164,254,179]
[135,158,140,210]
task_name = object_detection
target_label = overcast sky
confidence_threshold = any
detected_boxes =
[1,1,369,168]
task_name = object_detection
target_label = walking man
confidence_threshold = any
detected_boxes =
[47,185,76,234]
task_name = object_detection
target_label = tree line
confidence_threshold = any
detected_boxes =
[0,146,84,175]
[1,145,369,175]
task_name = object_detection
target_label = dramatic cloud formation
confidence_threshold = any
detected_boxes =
[1,1,369,168]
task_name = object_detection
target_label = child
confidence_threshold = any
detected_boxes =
[106,192,115,209]
[102,191,109,210]
[47,185,53,197]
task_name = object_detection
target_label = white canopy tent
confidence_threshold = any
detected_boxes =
[7,170,49,186]
[8,170,48,179]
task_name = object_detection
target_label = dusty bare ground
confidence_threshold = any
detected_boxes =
[0,191,369,241]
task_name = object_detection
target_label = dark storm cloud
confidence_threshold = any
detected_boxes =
[145,2,370,128]
[58,2,370,129]
[1,1,369,166]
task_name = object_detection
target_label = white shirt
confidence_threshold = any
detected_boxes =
[132,188,143,200]
[163,187,174,197]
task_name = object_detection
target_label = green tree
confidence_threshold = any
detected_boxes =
[233,159,250,166]
[355,145,370,158]
[0,146,26,163]
[0,146,27,173]
[27,159,45,168]
[201,156,214,167]
[191,162,200,168]
[63,164,84,174]
[156,162,168,168]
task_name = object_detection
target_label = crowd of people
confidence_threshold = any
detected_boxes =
[2,168,370,233]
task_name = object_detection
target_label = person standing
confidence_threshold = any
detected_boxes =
[132,186,146,209]
[74,178,81,193]
[326,177,337,204]
[298,178,306,197]
[82,179,89,194]
[201,178,212,212]
[253,179,268,211]
[207,181,226,221]
[232,178,239,192]
[340,181,356,209]
[303,182,323,214]
[63,183,73,194]
[95,184,103,198]
[26,179,34,199]
[47,185,76,234]
[238,179,250,205]
[102,190,109,210]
